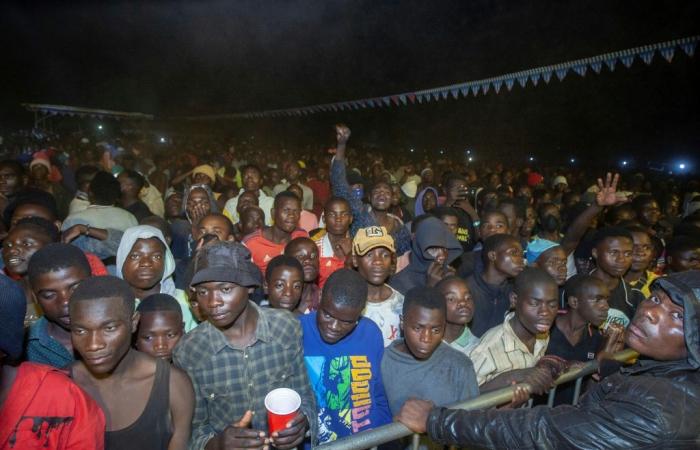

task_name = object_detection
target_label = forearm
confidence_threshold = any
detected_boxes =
[561,204,603,255]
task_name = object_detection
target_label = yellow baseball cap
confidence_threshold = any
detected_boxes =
[352,226,396,256]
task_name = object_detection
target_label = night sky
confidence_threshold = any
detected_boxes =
[1,0,699,162]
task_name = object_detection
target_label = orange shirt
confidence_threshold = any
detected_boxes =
[242,228,309,276]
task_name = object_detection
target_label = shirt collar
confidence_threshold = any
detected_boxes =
[502,312,549,355]
[454,326,476,346]
[207,301,273,353]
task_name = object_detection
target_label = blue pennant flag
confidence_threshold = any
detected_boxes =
[440,90,449,100]
[382,97,391,107]
[590,61,602,73]
[660,46,675,62]
[432,92,441,101]
[399,94,407,105]
[481,82,490,94]
[470,85,480,96]
[605,58,617,71]
[531,73,541,86]
[572,65,587,76]
[417,94,425,104]
[621,55,635,68]
[367,99,376,108]
[450,89,459,99]
[681,42,696,57]
[460,86,469,97]
[493,80,503,93]
[542,70,553,84]
[640,51,654,65]
[505,78,515,90]
[516,76,527,88]
[555,67,568,81]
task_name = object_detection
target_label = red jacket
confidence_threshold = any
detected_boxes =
[0,362,105,449]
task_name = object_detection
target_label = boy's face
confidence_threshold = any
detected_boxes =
[316,295,363,344]
[592,237,633,278]
[353,247,394,286]
[70,297,138,375]
[236,192,258,215]
[638,201,661,226]
[0,165,23,197]
[266,266,303,311]
[571,280,610,327]
[243,168,262,192]
[536,246,567,286]
[325,201,352,236]
[668,248,700,273]
[630,231,654,272]
[273,197,301,233]
[512,282,558,335]
[122,238,166,291]
[480,212,509,240]
[440,215,459,237]
[195,215,234,242]
[240,208,264,236]
[135,310,184,361]
[441,279,474,326]
[31,266,90,331]
[425,246,448,265]
[287,241,319,282]
[626,288,686,361]
[401,305,445,360]
[490,239,525,278]
[194,281,250,329]
[2,227,52,276]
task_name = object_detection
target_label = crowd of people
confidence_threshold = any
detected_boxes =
[0,123,699,449]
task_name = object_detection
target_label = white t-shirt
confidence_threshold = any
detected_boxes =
[363,285,404,347]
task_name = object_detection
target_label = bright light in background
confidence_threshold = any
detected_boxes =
[410,148,414,153]
[621,160,628,166]
[529,156,534,162]
[570,158,576,163]
[439,149,444,154]
[159,137,166,143]
[678,162,686,170]
[468,156,473,162]
[97,124,103,130]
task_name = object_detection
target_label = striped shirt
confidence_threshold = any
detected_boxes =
[468,312,549,385]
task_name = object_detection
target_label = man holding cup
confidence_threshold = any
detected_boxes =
[173,241,316,450]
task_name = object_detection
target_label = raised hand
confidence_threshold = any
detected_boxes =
[335,124,351,145]
[595,172,624,207]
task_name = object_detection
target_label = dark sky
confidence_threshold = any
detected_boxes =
[2,0,699,161]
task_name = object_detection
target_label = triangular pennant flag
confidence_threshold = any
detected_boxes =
[660,46,675,63]
[572,65,587,76]
[416,94,424,104]
[590,61,602,73]
[390,95,400,106]
[432,92,441,101]
[517,75,528,88]
[407,93,416,104]
[505,78,515,90]
[530,72,541,86]
[470,85,480,96]
[681,41,696,57]
[621,55,634,68]
[450,88,459,99]
[492,80,502,93]
[605,58,617,71]
[555,67,568,81]
[481,82,490,94]
[399,94,407,105]
[640,51,654,65]
[542,70,553,84]
[379,97,388,107]
[459,86,469,97]
[358,100,368,108]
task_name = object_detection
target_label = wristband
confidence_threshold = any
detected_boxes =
[83,224,91,236]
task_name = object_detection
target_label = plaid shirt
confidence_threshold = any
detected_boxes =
[173,302,317,450]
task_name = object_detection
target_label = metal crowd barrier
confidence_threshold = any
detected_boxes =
[316,349,639,450]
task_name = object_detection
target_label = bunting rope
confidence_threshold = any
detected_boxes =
[186,35,698,121]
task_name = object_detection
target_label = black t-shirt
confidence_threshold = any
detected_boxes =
[545,321,604,405]
[451,207,476,252]
[608,278,645,320]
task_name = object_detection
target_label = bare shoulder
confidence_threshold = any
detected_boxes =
[170,365,193,390]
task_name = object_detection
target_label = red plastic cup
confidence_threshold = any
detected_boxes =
[264,388,301,434]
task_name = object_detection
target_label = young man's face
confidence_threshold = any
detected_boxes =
[324,200,352,236]
[117,173,139,197]
[316,295,363,344]
[243,168,262,192]
[0,166,23,197]
[512,282,559,335]
[401,305,445,360]
[70,297,137,375]
[572,280,610,328]
[122,238,166,291]
[287,240,319,282]
[440,214,459,237]
[165,193,183,218]
[446,179,467,202]
[135,310,184,361]
[668,248,700,273]
[441,279,474,326]
[273,197,301,234]
[593,237,633,278]
[194,281,250,329]
[536,246,568,286]
[480,212,509,240]
[2,227,52,276]
[353,247,394,286]
[630,231,654,272]
[193,172,213,186]
[421,190,437,213]
[638,201,661,227]
[240,208,264,236]
[32,266,90,331]
[186,188,211,217]
[625,288,686,361]
[490,239,525,278]
[370,183,392,212]
[195,215,234,242]
[236,192,258,215]
[266,266,303,311]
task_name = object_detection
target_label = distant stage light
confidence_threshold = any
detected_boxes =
[570,158,575,163]
[159,137,166,143]
[97,124,103,130]
[621,160,628,166]
[410,148,414,153]
[468,156,473,162]
[529,156,534,162]
[678,162,686,170]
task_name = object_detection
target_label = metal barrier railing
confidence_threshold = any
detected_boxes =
[316,349,638,450]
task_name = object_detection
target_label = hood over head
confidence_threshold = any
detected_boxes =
[411,216,463,268]
[116,225,177,297]
[414,187,439,217]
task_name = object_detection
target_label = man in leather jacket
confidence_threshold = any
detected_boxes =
[397,270,700,449]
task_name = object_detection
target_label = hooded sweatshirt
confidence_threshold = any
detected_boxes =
[389,217,463,295]
[414,187,439,217]
[116,225,197,331]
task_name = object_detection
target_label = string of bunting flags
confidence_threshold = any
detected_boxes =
[187,35,698,121]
